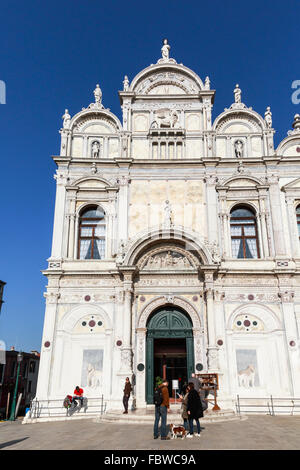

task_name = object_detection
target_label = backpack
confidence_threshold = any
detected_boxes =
[153,387,163,406]
[63,395,72,409]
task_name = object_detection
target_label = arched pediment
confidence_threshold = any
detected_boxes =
[219,175,265,188]
[121,227,216,267]
[213,109,265,134]
[70,109,122,134]
[130,63,204,95]
[138,295,201,330]
[227,304,281,332]
[71,176,116,189]
[137,245,199,270]
[277,135,300,157]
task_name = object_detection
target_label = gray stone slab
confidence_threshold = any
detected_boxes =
[1,415,300,450]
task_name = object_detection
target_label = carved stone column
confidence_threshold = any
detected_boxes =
[36,287,60,399]
[118,268,135,375]
[285,196,300,258]
[50,173,68,260]
[67,192,77,259]
[205,174,219,245]
[117,175,130,243]
[204,271,219,371]
[258,194,270,258]
[136,328,147,406]
[268,175,287,257]
[278,288,300,395]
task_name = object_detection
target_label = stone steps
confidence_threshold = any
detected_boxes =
[95,408,245,425]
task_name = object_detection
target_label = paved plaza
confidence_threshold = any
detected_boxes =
[0,415,300,450]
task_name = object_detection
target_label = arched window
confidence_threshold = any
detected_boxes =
[230,206,259,259]
[78,206,106,260]
[296,205,300,240]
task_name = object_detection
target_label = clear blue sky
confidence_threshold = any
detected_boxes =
[0,0,299,352]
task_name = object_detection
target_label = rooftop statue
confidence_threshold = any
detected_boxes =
[204,76,210,90]
[234,84,241,103]
[264,106,272,128]
[94,84,102,105]
[161,38,170,61]
[62,109,71,129]
[123,75,129,91]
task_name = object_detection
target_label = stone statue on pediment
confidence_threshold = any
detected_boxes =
[94,84,102,106]
[205,76,210,90]
[264,106,272,128]
[123,75,129,91]
[234,84,241,103]
[161,39,170,61]
[62,109,71,129]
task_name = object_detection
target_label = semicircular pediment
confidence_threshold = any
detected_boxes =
[137,245,199,270]
[133,67,202,95]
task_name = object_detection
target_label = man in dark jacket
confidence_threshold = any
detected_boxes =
[123,377,132,414]
[153,380,170,440]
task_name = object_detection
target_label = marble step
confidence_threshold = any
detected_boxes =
[95,408,245,424]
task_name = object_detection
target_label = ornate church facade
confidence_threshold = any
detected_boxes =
[36,41,300,412]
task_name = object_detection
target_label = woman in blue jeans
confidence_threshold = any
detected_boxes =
[186,382,203,438]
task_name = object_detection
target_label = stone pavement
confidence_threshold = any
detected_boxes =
[1,415,300,450]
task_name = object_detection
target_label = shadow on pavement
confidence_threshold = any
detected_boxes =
[0,437,29,449]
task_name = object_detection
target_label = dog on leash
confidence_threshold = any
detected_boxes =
[169,424,187,439]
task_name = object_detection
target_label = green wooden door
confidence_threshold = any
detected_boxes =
[146,307,194,404]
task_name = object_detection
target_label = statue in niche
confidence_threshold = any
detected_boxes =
[94,84,102,106]
[161,38,170,61]
[91,141,100,158]
[234,84,242,103]
[62,109,71,129]
[234,140,244,158]
[264,106,272,128]
[123,75,129,91]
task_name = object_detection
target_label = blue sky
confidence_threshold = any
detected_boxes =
[0,0,299,352]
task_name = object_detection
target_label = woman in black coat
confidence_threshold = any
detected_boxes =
[186,382,203,438]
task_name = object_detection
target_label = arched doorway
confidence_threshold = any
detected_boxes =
[146,307,194,404]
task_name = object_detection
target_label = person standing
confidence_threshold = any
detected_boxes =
[188,373,200,393]
[153,380,170,440]
[123,377,132,414]
[186,382,203,438]
[180,385,190,431]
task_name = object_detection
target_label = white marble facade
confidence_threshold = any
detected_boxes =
[36,41,300,414]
